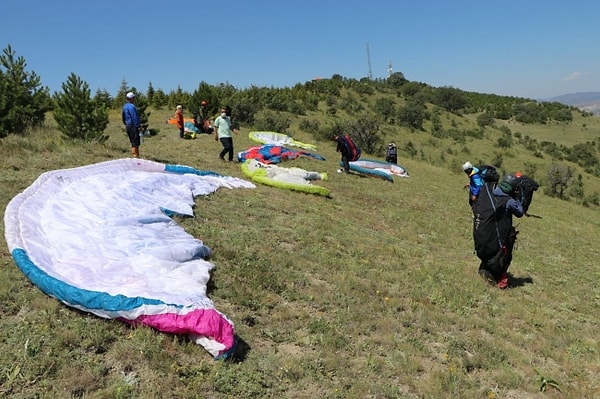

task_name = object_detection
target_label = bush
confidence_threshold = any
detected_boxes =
[252,110,291,134]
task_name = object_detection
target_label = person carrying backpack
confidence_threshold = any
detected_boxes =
[333,134,351,173]
[515,172,540,216]
[333,134,360,173]
[193,100,214,134]
[462,161,484,207]
[472,174,524,289]
[386,142,397,164]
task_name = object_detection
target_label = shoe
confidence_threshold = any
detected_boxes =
[478,269,496,285]
[497,272,509,289]
[337,169,343,173]
[219,156,225,161]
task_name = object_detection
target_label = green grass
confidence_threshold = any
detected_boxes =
[1,107,599,398]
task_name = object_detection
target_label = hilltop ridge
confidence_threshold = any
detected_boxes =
[547,91,600,115]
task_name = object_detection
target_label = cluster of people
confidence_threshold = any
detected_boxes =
[123,95,240,162]
[126,94,537,292]
[462,161,540,289]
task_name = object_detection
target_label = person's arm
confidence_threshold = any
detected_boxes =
[231,118,239,134]
[507,198,524,218]
[213,118,219,141]
[133,108,141,129]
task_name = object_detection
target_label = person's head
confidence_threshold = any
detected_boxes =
[201,100,208,107]
[388,142,396,149]
[126,92,135,102]
[462,161,473,174]
[515,171,523,178]
[220,107,227,117]
[498,174,519,197]
[176,105,182,111]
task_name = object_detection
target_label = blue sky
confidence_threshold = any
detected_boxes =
[2,0,599,100]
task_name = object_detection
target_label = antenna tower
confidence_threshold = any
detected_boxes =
[388,60,393,77]
[366,43,372,79]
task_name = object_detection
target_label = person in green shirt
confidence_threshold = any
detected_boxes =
[214,106,237,161]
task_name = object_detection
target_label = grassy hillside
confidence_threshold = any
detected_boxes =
[1,103,599,398]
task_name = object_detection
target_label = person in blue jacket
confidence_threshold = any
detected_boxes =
[462,161,484,207]
[122,92,142,158]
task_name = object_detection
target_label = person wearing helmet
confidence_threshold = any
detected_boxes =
[462,161,484,208]
[472,173,524,289]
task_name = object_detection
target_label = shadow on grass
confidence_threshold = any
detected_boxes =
[206,280,252,362]
[228,336,251,362]
[525,213,542,219]
[509,273,534,288]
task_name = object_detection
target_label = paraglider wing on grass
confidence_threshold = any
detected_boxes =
[4,159,255,359]
[241,158,330,196]
[248,131,317,150]
[238,144,325,164]
[347,159,409,182]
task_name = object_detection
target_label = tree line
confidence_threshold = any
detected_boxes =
[2,44,599,204]
[2,44,590,140]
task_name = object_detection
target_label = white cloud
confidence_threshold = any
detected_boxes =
[563,72,590,81]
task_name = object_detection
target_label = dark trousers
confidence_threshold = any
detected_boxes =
[219,137,234,161]
[341,153,350,172]
[126,125,140,147]
[478,228,517,280]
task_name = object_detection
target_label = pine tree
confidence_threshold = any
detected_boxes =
[0,45,51,137]
[53,73,109,141]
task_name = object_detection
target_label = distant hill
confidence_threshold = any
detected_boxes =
[546,91,600,115]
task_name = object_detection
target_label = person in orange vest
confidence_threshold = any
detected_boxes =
[175,105,184,139]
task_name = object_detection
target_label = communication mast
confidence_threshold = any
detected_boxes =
[366,43,372,79]
[388,60,393,78]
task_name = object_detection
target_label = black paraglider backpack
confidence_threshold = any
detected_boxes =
[472,183,511,260]
[478,165,499,185]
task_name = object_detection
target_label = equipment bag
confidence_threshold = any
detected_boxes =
[344,135,361,162]
[479,164,499,184]
[472,183,511,261]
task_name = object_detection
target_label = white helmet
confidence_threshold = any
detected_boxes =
[462,161,473,171]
